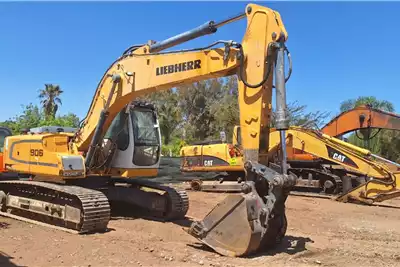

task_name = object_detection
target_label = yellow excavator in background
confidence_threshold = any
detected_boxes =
[181,109,400,204]
[269,127,400,204]
[0,3,298,257]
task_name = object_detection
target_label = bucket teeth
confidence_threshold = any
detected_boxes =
[188,221,208,239]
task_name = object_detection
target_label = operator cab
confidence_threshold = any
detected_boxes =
[104,100,162,171]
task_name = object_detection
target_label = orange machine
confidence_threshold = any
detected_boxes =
[289,105,400,162]
[322,104,400,137]
[0,127,12,173]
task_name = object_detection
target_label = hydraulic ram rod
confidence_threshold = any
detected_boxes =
[372,153,400,168]
[275,40,289,175]
[149,12,246,53]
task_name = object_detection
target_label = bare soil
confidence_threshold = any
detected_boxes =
[1,189,400,267]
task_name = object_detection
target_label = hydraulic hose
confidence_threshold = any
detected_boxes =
[237,43,275,89]
[237,42,292,89]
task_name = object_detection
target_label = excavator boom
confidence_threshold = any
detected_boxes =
[1,3,297,257]
[322,104,400,137]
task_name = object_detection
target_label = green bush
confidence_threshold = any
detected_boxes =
[161,138,188,157]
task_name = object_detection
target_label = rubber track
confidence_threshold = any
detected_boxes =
[0,180,110,233]
[308,169,343,194]
[332,174,343,194]
[114,178,189,220]
[290,168,343,195]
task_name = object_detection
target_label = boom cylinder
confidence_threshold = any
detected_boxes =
[275,40,289,174]
[84,74,121,169]
[372,153,400,168]
[274,43,289,131]
[149,12,245,53]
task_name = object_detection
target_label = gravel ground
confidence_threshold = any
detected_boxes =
[1,191,400,267]
[2,157,400,267]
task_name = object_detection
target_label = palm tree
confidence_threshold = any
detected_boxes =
[38,84,63,119]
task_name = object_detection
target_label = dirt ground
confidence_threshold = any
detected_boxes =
[1,189,400,267]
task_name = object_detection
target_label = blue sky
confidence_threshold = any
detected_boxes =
[0,1,399,122]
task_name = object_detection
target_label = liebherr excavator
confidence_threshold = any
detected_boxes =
[0,3,298,257]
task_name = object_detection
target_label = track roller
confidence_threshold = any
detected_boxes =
[0,180,111,234]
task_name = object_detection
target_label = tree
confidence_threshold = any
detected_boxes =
[271,101,330,129]
[177,78,226,142]
[340,96,394,113]
[209,76,239,141]
[135,75,331,157]
[0,103,41,134]
[138,89,182,145]
[40,113,80,128]
[0,104,80,134]
[379,130,400,163]
[38,84,64,119]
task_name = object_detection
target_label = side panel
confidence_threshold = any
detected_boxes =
[4,134,85,178]
[180,143,244,172]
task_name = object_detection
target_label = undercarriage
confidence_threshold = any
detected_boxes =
[186,163,362,198]
[0,177,189,233]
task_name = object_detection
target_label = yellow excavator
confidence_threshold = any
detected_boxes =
[181,106,400,176]
[0,3,298,257]
[181,125,400,204]
[269,127,400,204]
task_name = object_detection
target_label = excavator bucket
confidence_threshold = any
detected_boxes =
[188,161,296,257]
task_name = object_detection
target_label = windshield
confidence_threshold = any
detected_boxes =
[104,110,130,151]
[131,109,160,166]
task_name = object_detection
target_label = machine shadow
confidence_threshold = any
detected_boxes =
[371,203,400,210]
[108,201,195,228]
[0,252,24,267]
[252,235,314,257]
[109,201,142,221]
[186,235,313,257]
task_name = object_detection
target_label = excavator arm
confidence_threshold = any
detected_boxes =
[322,104,400,137]
[74,6,287,173]
[1,3,297,257]
[270,127,392,179]
[290,105,400,167]
[269,127,400,204]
